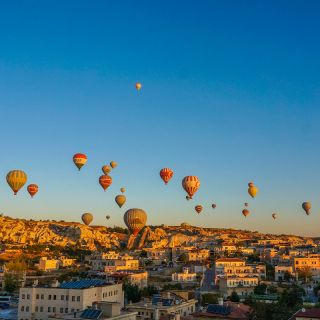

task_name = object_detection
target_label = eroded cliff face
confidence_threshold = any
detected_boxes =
[0,217,313,250]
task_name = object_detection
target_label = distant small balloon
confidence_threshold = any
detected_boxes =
[120,188,125,193]
[136,83,141,90]
[245,203,249,207]
[99,175,112,191]
[272,213,277,219]
[82,213,93,226]
[242,209,249,218]
[195,205,202,214]
[110,161,117,169]
[27,184,38,198]
[160,168,173,185]
[186,196,191,201]
[73,153,87,171]
[102,165,111,175]
[115,195,126,208]
[212,204,216,209]
[248,182,254,187]
[106,215,110,220]
[302,202,311,215]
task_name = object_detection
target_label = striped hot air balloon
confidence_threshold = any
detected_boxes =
[27,184,38,198]
[73,153,87,171]
[182,176,200,199]
[195,205,202,214]
[242,209,249,217]
[160,168,173,185]
[123,208,147,236]
[6,170,27,195]
[99,175,112,191]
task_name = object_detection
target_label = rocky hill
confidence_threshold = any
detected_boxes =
[0,217,314,251]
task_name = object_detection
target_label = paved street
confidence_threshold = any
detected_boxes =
[201,268,215,291]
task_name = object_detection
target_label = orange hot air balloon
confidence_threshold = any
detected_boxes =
[186,196,191,201]
[135,83,141,90]
[242,209,249,217]
[73,153,87,171]
[120,188,125,193]
[272,213,277,219]
[302,202,311,215]
[27,184,38,198]
[195,205,202,214]
[248,182,254,187]
[110,161,117,169]
[182,176,200,199]
[99,175,112,191]
[245,203,249,207]
[102,165,111,175]
[106,215,110,220]
[160,168,173,185]
[212,204,216,209]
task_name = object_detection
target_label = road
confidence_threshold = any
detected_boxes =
[201,268,215,291]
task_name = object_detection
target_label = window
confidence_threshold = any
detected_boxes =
[77,296,80,301]
[53,308,56,312]
[71,309,74,312]
[48,295,51,300]
[22,294,25,299]
[21,306,24,311]
[26,307,29,312]
[61,295,64,300]
[36,294,39,299]
[41,294,44,299]
[72,296,75,301]
[27,295,30,299]
[40,307,43,312]
[60,308,63,313]
[66,295,69,301]
[35,307,38,311]
[48,307,51,312]
[65,308,68,313]
[53,295,56,300]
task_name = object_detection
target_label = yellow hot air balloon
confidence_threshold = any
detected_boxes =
[272,213,277,219]
[82,213,93,226]
[115,195,126,208]
[6,170,28,195]
[248,182,258,198]
[123,208,147,236]
[120,188,125,193]
[136,83,141,90]
[110,161,117,169]
[102,165,111,175]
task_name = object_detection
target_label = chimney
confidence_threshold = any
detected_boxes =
[167,292,171,299]
[175,313,180,320]
[155,308,159,320]
[74,312,77,318]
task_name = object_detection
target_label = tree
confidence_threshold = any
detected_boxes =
[248,300,294,320]
[36,269,44,276]
[4,257,27,293]
[297,266,313,283]
[122,280,141,303]
[162,283,182,291]
[140,250,148,258]
[266,265,275,280]
[141,284,158,297]
[177,254,188,263]
[248,252,260,262]
[313,283,320,298]
[284,270,292,282]
[4,274,20,293]
[254,283,267,295]
[267,284,278,294]
[201,293,222,307]
[235,242,245,248]
[145,260,153,266]
[223,250,229,257]
[230,290,240,302]
[234,250,243,257]
[243,294,254,306]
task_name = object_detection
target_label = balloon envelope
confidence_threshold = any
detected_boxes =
[99,175,112,191]
[272,213,277,219]
[102,165,111,175]
[248,187,258,198]
[82,213,93,226]
[27,184,38,198]
[302,202,311,215]
[248,182,254,187]
[195,205,202,214]
[212,204,216,209]
[160,168,173,185]
[73,153,87,171]
[242,209,249,217]
[245,203,249,207]
[120,188,125,193]
[136,83,141,90]
[182,176,200,199]
[115,195,126,208]
[110,161,117,169]
[106,216,110,220]
[123,208,147,236]
[6,170,28,195]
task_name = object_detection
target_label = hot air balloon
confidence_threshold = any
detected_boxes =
[106,215,110,220]
[115,195,126,208]
[6,170,27,195]
[302,202,311,215]
[27,184,38,198]
[136,83,141,90]
[186,196,191,201]
[245,203,249,207]
[82,213,93,226]
[212,204,216,209]
[99,175,112,191]
[248,183,258,198]
[159,168,173,185]
[110,161,117,169]
[102,165,111,175]
[272,213,277,219]
[73,153,87,171]
[242,209,249,217]
[182,176,200,199]
[123,208,147,236]
[120,188,125,193]
[195,205,202,214]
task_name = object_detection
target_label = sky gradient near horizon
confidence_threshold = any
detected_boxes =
[0,1,320,237]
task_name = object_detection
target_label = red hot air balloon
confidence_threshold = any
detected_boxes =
[160,168,173,185]
[27,184,38,198]
[248,182,254,187]
[245,203,249,207]
[99,175,112,191]
[73,153,87,171]
[242,209,249,217]
[182,176,200,199]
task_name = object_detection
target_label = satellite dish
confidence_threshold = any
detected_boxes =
[302,308,306,313]
[175,300,179,305]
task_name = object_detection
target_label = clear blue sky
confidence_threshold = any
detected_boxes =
[0,1,319,237]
